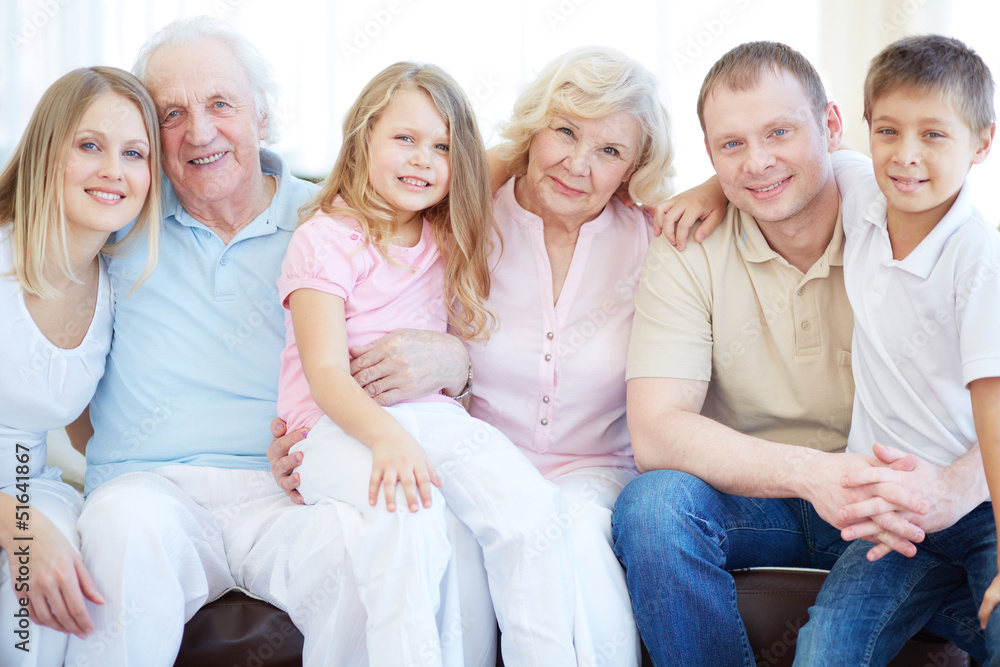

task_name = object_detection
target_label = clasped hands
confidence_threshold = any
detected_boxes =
[821,442,969,562]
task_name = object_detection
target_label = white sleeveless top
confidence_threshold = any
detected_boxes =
[0,230,113,486]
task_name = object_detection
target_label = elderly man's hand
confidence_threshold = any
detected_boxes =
[268,418,306,504]
[350,329,469,407]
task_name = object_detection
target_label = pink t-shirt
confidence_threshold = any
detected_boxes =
[469,179,652,479]
[277,203,452,430]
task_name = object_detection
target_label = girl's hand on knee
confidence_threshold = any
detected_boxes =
[369,436,442,513]
[980,573,1000,629]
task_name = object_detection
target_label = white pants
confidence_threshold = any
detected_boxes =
[63,464,495,667]
[552,467,640,667]
[294,402,577,667]
[1,468,81,667]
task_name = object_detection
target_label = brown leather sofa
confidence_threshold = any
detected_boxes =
[175,568,975,666]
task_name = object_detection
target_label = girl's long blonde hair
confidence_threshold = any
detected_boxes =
[301,62,497,341]
[0,66,161,298]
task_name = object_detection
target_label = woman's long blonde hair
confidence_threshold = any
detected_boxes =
[301,62,496,341]
[0,66,161,298]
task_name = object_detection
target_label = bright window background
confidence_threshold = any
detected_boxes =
[2,0,999,220]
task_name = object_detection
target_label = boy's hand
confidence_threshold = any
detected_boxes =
[267,418,306,505]
[980,573,1000,629]
[369,435,442,513]
[12,511,104,638]
[653,175,728,250]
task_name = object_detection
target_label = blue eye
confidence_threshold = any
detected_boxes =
[213,101,229,109]
[724,141,740,149]
[124,149,145,159]
[773,129,786,137]
[81,142,98,151]
[877,128,896,135]
[396,135,414,143]
[435,144,449,152]
[558,127,573,137]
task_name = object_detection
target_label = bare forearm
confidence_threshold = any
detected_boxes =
[65,406,93,456]
[632,407,821,499]
[310,364,410,448]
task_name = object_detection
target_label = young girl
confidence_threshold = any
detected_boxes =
[0,66,160,667]
[277,63,576,667]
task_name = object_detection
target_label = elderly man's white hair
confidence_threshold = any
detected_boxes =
[133,15,281,143]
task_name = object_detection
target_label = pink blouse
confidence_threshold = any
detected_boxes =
[469,179,652,479]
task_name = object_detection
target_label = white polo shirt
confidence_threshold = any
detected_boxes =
[833,150,1000,466]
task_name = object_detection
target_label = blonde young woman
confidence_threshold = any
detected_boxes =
[0,66,160,667]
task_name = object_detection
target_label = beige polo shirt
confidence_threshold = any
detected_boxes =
[627,204,854,452]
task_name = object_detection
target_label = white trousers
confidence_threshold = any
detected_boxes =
[0,468,81,667]
[551,467,640,667]
[294,402,577,667]
[63,464,495,667]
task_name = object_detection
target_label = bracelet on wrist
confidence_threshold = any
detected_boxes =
[444,364,474,400]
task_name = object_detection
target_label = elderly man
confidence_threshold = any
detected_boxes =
[63,17,489,667]
[611,41,989,665]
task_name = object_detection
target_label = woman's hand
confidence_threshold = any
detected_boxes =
[6,509,104,638]
[369,434,442,513]
[350,329,469,406]
[653,175,728,250]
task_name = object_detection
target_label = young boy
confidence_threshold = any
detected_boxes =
[794,34,1000,665]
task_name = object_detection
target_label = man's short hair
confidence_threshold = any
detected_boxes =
[133,16,281,143]
[697,41,828,134]
[863,34,995,135]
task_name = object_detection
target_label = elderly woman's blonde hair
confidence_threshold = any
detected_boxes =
[496,46,674,205]
[0,66,161,298]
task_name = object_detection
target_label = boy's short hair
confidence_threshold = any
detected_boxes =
[863,34,995,135]
[696,41,828,135]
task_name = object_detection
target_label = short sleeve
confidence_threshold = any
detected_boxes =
[956,227,1000,385]
[277,215,369,307]
[627,233,714,381]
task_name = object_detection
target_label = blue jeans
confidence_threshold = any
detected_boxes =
[794,502,997,666]
[611,470,988,666]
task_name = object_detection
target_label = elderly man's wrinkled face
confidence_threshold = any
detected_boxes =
[145,37,266,211]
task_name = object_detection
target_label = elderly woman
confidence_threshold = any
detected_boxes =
[475,47,673,665]
[270,47,673,666]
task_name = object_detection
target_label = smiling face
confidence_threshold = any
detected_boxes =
[702,69,841,226]
[367,87,451,228]
[62,91,152,241]
[144,37,265,212]
[517,110,640,226]
[868,86,992,231]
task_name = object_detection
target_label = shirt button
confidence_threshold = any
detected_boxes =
[541,418,548,426]
[546,332,554,339]
[796,288,804,296]
[542,396,550,403]
[220,257,228,266]
[801,321,811,331]
[544,354,552,361]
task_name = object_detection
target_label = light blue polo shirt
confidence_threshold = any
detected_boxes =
[85,149,318,493]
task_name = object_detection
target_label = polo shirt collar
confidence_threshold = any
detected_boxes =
[861,182,974,279]
[733,205,845,273]
[161,147,299,237]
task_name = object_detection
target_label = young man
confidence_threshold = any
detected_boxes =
[612,41,990,665]
[794,34,1000,665]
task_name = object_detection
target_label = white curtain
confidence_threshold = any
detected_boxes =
[2,0,999,219]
